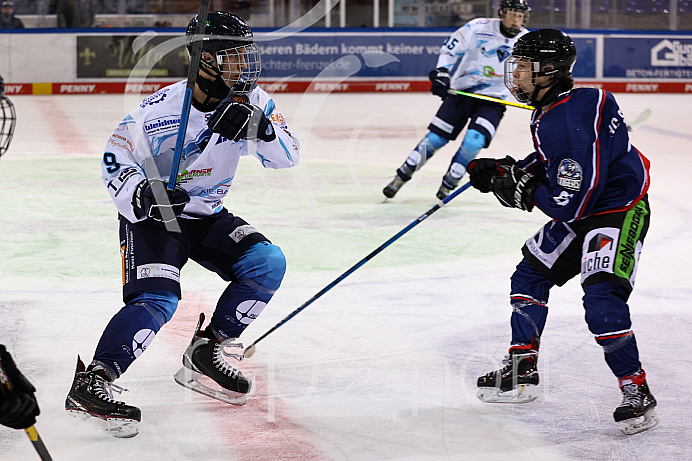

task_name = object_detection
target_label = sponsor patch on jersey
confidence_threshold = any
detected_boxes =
[229,225,259,243]
[140,88,169,107]
[136,263,180,282]
[581,228,619,282]
[557,158,583,190]
[144,116,181,135]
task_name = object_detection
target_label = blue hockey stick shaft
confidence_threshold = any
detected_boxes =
[167,0,210,190]
[244,181,472,357]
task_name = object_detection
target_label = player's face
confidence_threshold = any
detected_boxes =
[512,59,534,94]
[218,46,249,86]
[502,9,526,31]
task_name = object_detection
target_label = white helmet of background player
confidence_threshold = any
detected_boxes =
[504,28,577,107]
[0,74,17,159]
[185,11,261,99]
[499,0,530,37]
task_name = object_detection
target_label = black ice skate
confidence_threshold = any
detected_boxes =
[477,337,540,403]
[383,176,405,198]
[65,356,141,438]
[174,313,251,405]
[614,370,658,435]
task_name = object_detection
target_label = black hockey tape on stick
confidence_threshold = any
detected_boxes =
[0,362,53,461]
[244,181,473,358]
[167,0,211,190]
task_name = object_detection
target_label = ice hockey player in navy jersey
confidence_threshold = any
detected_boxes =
[65,12,300,437]
[383,0,530,200]
[468,29,657,435]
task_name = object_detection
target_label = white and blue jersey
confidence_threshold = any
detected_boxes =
[436,18,527,99]
[102,81,300,223]
[518,88,650,222]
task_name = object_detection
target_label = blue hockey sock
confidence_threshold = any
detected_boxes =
[210,242,286,340]
[92,290,178,378]
[397,132,448,181]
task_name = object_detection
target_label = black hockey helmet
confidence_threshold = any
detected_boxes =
[505,29,577,106]
[185,11,254,56]
[499,0,530,37]
[185,11,261,96]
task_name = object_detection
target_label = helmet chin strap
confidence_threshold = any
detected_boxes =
[529,76,563,108]
[196,60,230,105]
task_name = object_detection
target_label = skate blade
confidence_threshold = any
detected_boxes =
[477,384,538,403]
[619,408,659,435]
[174,367,248,406]
[66,408,139,438]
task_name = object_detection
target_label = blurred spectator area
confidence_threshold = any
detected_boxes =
[8,0,692,30]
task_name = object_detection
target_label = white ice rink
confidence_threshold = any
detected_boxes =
[0,90,691,460]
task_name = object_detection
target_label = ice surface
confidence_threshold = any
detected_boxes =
[0,91,690,460]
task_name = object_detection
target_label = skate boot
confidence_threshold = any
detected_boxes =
[65,356,141,438]
[436,169,463,200]
[174,313,251,405]
[613,370,658,435]
[383,176,406,198]
[477,337,540,403]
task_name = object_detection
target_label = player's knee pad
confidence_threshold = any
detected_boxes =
[425,132,449,150]
[583,281,633,339]
[232,242,286,296]
[509,260,553,343]
[129,290,179,326]
[456,129,486,163]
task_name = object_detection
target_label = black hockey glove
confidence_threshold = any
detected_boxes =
[490,163,538,212]
[132,179,190,223]
[0,345,40,430]
[208,98,276,142]
[428,67,451,100]
[467,156,516,193]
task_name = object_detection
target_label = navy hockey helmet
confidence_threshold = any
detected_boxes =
[186,11,260,95]
[505,29,577,106]
[499,0,530,37]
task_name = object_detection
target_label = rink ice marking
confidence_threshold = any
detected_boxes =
[33,97,92,155]
[162,291,329,461]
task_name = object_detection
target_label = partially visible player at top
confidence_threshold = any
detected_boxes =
[65,11,300,437]
[468,29,657,435]
[383,0,530,200]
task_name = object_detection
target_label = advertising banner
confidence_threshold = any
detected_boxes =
[603,36,692,79]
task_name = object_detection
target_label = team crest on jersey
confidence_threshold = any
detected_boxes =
[230,225,259,243]
[557,158,582,190]
[496,47,511,61]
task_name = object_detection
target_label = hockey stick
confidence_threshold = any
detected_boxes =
[244,181,473,358]
[167,0,210,190]
[627,108,652,132]
[447,89,535,110]
[449,89,652,133]
[0,362,53,461]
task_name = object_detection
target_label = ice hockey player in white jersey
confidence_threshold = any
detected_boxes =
[383,0,529,200]
[65,11,300,438]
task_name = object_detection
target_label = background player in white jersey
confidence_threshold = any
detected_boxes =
[468,29,656,435]
[383,0,529,200]
[65,12,300,437]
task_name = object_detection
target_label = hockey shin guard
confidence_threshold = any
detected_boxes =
[211,242,286,340]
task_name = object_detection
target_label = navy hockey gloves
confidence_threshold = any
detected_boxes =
[0,345,40,430]
[468,156,516,193]
[491,163,537,212]
[428,67,451,100]
[208,98,276,142]
[132,179,190,223]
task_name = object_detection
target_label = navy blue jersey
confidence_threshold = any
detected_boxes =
[517,88,650,223]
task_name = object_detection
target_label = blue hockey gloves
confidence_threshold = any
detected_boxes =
[428,67,451,100]
[132,179,190,223]
[208,98,276,142]
[0,345,40,430]
[468,156,516,193]
[491,163,537,211]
